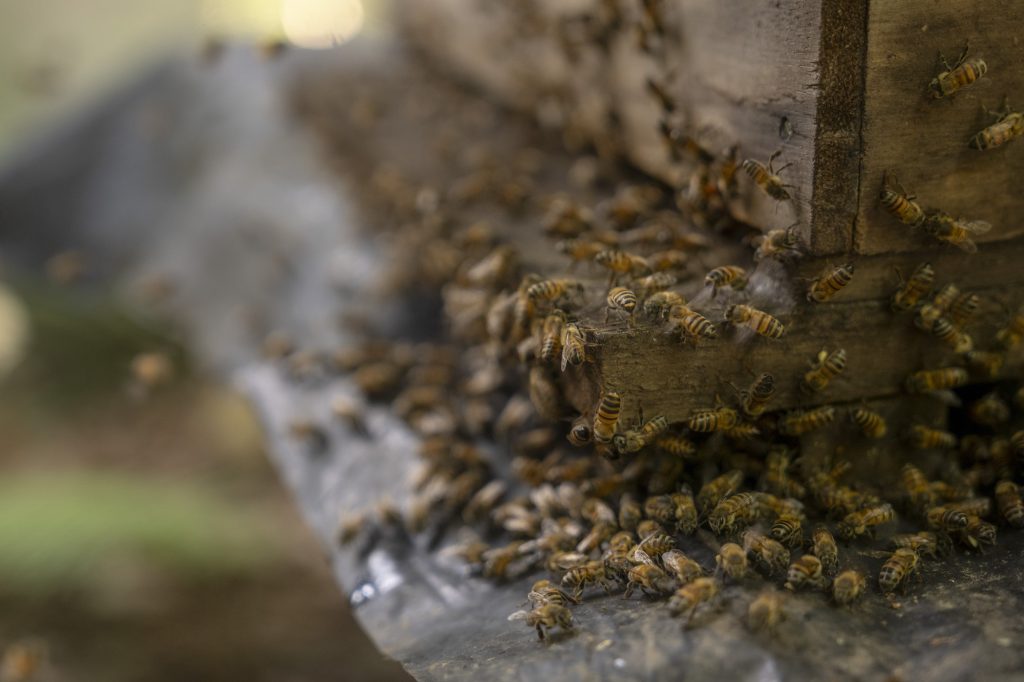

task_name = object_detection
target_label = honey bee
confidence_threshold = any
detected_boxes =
[905,367,968,393]
[908,424,957,450]
[807,263,856,303]
[637,519,667,540]
[595,249,651,281]
[742,151,792,201]
[958,515,997,550]
[688,406,739,433]
[577,520,618,554]
[614,415,669,454]
[528,579,581,608]
[996,306,1024,350]
[929,42,987,98]
[831,569,866,606]
[969,99,1024,150]
[667,577,719,622]
[567,415,593,447]
[949,497,992,518]
[891,262,935,312]
[965,351,1004,378]
[747,589,785,633]
[667,304,719,340]
[602,530,637,578]
[705,265,748,295]
[581,497,617,526]
[624,563,676,598]
[725,304,785,339]
[606,286,638,318]
[879,173,925,227]
[614,494,640,531]
[890,532,945,559]
[543,196,593,237]
[995,481,1024,528]
[556,238,605,266]
[948,292,981,330]
[483,542,530,580]
[926,505,969,531]
[837,503,896,540]
[527,278,585,307]
[811,526,839,576]
[635,531,677,559]
[537,310,566,364]
[656,434,697,458]
[968,392,1010,426]
[708,492,760,535]
[924,211,992,253]
[724,422,762,441]
[770,514,804,549]
[742,530,791,577]
[784,555,825,591]
[716,542,749,581]
[778,406,836,436]
[753,224,802,262]
[851,407,887,439]
[546,550,590,573]
[672,490,699,534]
[695,470,744,518]
[633,272,678,298]
[562,560,616,599]
[763,448,806,498]
[643,290,687,319]
[662,550,704,585]
[560,323,587,371]
[738,372,775,417]
[592,390,622,444]
[508,603,574,640]
[802,348,847,392]
[900,463,935,514]
[644,494,677,526]
[878,548,919,594]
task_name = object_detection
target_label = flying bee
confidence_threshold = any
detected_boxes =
[614,415,669,454]
[742,151,792,201]
[879,173,925,227]
[927,505,969,531]
[643,291,687,319]
[624,563,676,598]
[995,481,1024,528]
[908,424,957,449]
[811,526,839,576]
[592,390,622,444]
[704,265,748,296]
[807,263,855,303]
[527,278,584,306]
[633,272,677,298]
[802,348,847,392]
[948,292,981,330]
[656,434,696,458]
[969,99,1024,150]
[742,530,791,577]
[528,579,581,609]
[716,542,749,581]
[878,548,919,594]
[538,310,566,364]
[900,463,936,514]
[688,406,739,433]
[965,351,1004,378]
[567,415,593,447]
[763,448,806,498]
[725,304,785,339]
[667,304,718,340]
[929,42,987,98]
[663,550,704,585]
[738,372,775,417]
[891,262,935,312]
[778,406,836,436]
[562,560,615,599]
[753,224,802,262]
[747,590,785,634]
[606,287,638,321]
[708,492,760,535]
[785,555,826,591]
[996,306,1024,350]
[508,603,574,640]
[770,514,804,549]
[837,503,896,540]
[697,469,744,515]
[968,392,1010,426]
[924,211,992,253]
[668,577,719,622]
[905,367,968,393]
[831,569,866,606]
[851,407,887,439]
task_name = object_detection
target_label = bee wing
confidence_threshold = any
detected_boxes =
[962,220,992,234]
[953,239,978,254]
[631,546,656,565]
[507,609,530,621]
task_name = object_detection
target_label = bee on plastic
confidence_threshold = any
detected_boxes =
[667,304,718,341]
[742,151,792,201]
[969,98,1024,150]
[778,406,836,436]
[851,407,887,439]
[716,542,749,581]
[802,348,847,393]
[753,224,802,262]
[785,555,826,591]
[924,211,992,253]
[614,415,669,454]
[905,367,968,393]
[807,263,855,303]
[662,549,704,585]
[725,304,785,339]
[738,372,775,417]
[668,577,719,623]
[656,434,697,458]
[926,505,969,531]
[891,262,935,312]
[879,173,926,227]
[688,406,738,433]
[747,590,785,634]
[592,390,622,444]
[560,323,587,371]
[606,286,638,322]
[562,560,616,600]
[996,306,1024,350]
[928,42,987,98]
[770,514,804,549]
[812,526,839,576]
[538,310,566,364]
[697,469,744,516]
[708,492,760,535]
[968,392,1010,427]
[995,481,1024,528]
[832,569,866,606]
[878,548,919,594]
[705,265,748,296]
[837,503,896,540]
[908,424,957,450]
[965,351,1004,378]
[567,415,593,447]
[508,603,574,640]
[743,530,791,577]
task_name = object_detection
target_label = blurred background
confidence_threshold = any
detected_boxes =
[0,1,409,680]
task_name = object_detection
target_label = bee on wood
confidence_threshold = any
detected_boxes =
[538,310,566,364]
[785,555,826,591]
[965,351,1004,378]
[663,550,704,585]
[812,526,839,576]
[764,448,806,498]
[770,514,804,549]
[837,503,896,540]
[708,492,760,535]
[748,590,785,634]
[900,464,936,514]
[743,530,791,577]
[891,262,935,312]
[705,265,748,296]
[851,407,887,439]
[878,548,919,594]
[927,505,969,531]
[716,542,749,581]
[592,390,622,444]
[778,406,836,436]
[606,286,638,320]
[508,603,574,640]
[802,348,847,392]
[996,306,1024,350]
[905,367,968,393]
[656,434,697,458]
[688,406,738,433]
[968,392,1010,427]
[667,304,718,341]
[725,304,785,339]
[924,211,992,253]
[908,424,957,450]
[567,415,593,447]
[614,415,669,454]
[742,151,792,201]
[562,560,616,599]
[831,569,866,606]
[753,224,802,262]
[969,99,1024,150]
[624,562,676,598]
[560,323,587,371]
[879,173,926,227]
[739,372,775,417]
[643,290,687,319]
[948,292,981,330]
[697,469,744,515]
[668,577,719,622]
[995,481,1024,528]
[928,42,987,98]
[808,263,855,303]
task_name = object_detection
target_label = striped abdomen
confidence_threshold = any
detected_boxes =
[606,287,637,313]
[932,58,987,98]
[891,262,934,311]
[592,391,622,443]
[880,189,925,226]
[970,112,1024,150]
[808,263,855,302]
[803,349,847,392]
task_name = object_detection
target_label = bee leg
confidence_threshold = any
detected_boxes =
[604,307,611,324]
[536,624,546,640]
[954,39,970,69]
[623,582,635,599]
